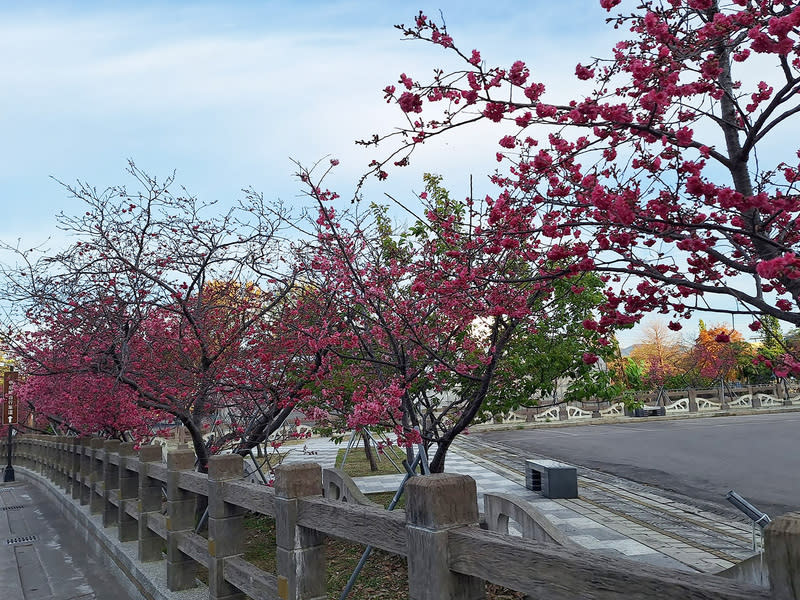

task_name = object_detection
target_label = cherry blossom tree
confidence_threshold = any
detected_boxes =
[299,163,604,472]
[362,1,800,377]
[0,163,322,469]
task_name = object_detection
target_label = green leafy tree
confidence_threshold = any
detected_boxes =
[758,316,786,358]
[622,358,646,391]
[404,175,621,415]
[405,173,623,414]
[481,273,622,414]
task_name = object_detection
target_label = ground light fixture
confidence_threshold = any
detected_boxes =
[726,489,771,553]
[726,490,772,528]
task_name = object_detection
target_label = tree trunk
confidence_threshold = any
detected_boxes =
[181,415,208,473]
[362,430,378,472]
[429,439,450,474]
[235,405,295,456]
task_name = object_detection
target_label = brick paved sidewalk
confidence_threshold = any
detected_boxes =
[451,436,758,574]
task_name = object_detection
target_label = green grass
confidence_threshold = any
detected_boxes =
[334,445,406,478]
[365,491,406,510]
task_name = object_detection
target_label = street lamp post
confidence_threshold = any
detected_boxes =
[2,417,11,482]
[2,367,16,483]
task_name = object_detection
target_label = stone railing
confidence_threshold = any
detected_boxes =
[4,434,799,600]
[519,381,800,422]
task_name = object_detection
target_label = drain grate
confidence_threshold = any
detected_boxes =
[6,535,37,545]
[0,505,24,511]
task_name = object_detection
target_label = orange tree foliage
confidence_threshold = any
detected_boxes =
[628,321,688,387]
[693,323,752,381]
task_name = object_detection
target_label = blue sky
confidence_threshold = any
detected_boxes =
[0,1,612,237]
[0,1,765,347]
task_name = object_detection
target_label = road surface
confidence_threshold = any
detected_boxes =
[477,412,800,517]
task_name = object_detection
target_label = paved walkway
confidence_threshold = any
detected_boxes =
[0,479,132,600]
[279,434,758,574]
[451,436,757,574]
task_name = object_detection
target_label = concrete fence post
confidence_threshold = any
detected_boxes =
[207,454,246,600]
[782,382,793,406]
[20,436,26,468]
[49,438,58,481]
[34,437,43,474]
[52,438,60,480]
[72,437,88,500]
[89,438,106,514]
[18,436,26,470]
[52,437,60,485]
[405,474,486,600]
[62,436,73,488]
[688,388,698,413]
[166,449,198,591]
[137,445,164,562]
[40,437,47,475]
[43,438,51,479]
[31,437,37,469]
[102,440,122,527]
[719,385,729,410]
[54,437,65,488]
[749,386,762,409]
[116,442,138,542]
[59,437,68,484]
[80,438,93,505]
[765,512,800,600]
[28,437,35,469]
[50,437,59,485]
[17,436,25,469]
[274,462,326,600]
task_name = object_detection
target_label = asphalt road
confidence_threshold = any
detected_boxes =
[477,412,800,518]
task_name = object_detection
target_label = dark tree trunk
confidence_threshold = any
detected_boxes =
[362,430,378,472]
[429,439,451,473]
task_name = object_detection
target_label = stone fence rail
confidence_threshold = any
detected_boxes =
[510,382,800,423]
[3,435,799,600]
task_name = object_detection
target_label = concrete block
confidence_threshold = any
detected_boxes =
[406,474,479,530]
[274,462,322,499]
[765,511,800,600]
[525,459,578,499]
[208,454,243,480]
[139,445,163,463]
